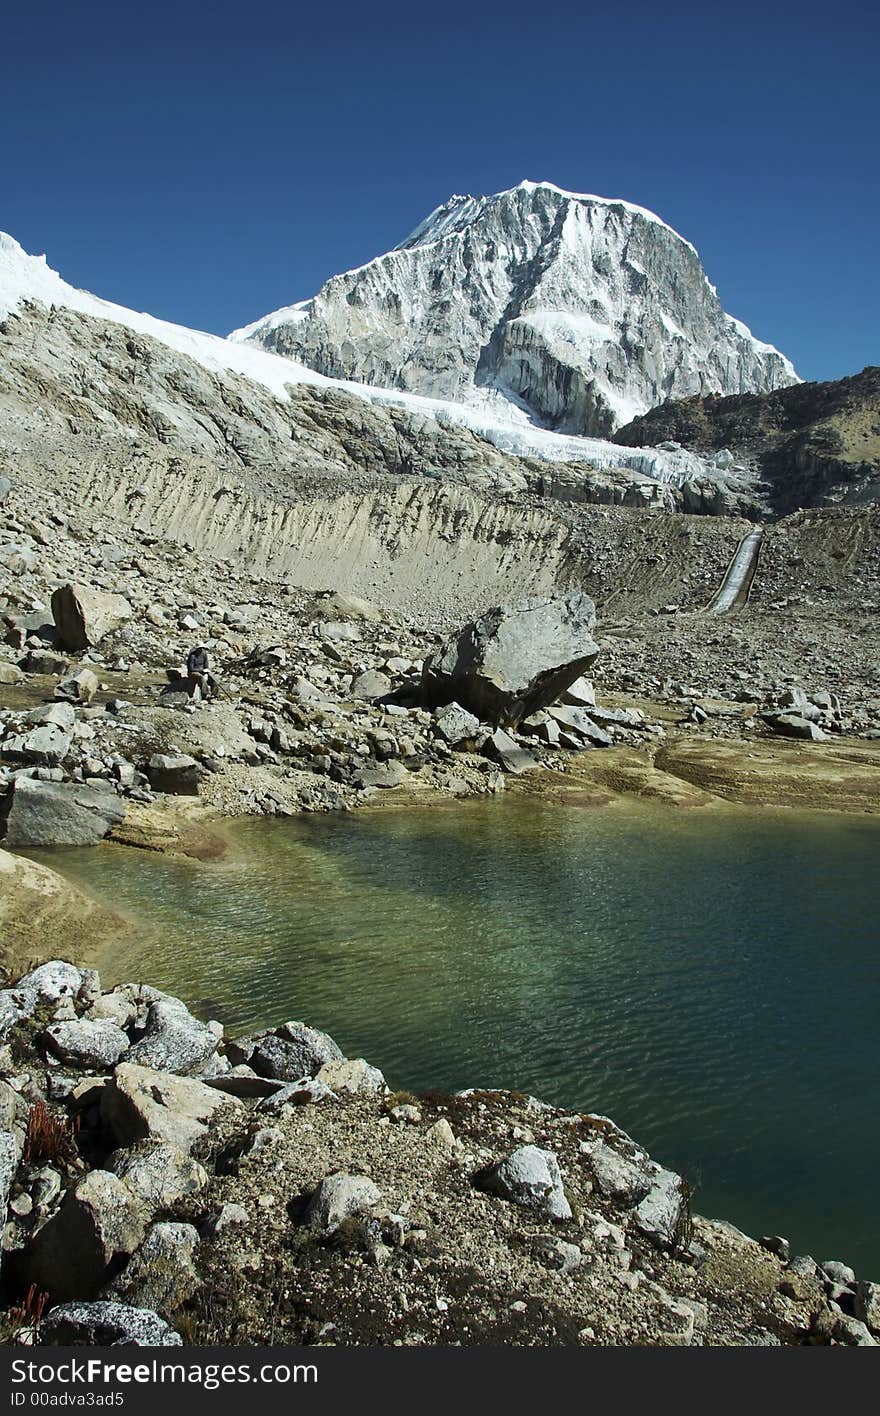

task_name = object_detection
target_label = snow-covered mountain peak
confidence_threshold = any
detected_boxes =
[398,181,699,258]
[231,183,798,435]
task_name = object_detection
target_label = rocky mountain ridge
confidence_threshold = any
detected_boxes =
[231,180,798,436]
[615,366,880,514]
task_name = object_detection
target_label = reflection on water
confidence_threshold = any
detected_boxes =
[31,799,880,1273]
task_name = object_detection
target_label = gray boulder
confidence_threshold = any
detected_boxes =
[51,584,132,652]
[0,777,124,846]
[100,1063,243,1153]
[421,594,600,727]
[108,1140,208,1211]
[42,1018,130,1069]
[257,1077,338,1111]
[433,702,481,745]
[25,1170,147,1300]
[227,1020,343,1080]
[127,999,218,1075]
[303,1172,381,1232]
[40,1300,182,1346]
[146,753,206,795]
[2,723,72,765]
[478,1145,572,1221]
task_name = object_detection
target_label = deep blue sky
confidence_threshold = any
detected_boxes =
[4,0,878,382]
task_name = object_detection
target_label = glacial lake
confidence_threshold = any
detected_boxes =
[32,799,880,1274]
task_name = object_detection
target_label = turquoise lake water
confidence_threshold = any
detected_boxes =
[34,798,880,1275]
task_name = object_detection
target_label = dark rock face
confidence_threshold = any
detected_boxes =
[0,777,124,847]
[614,366,880,513]
[421,594,600,727]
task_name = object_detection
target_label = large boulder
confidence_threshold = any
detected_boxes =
[421,594,600,727]
[24,1170,147,1301]
[50,584,132,652]
[226,1021,343,1080]
[40,1301,182,1346]
[126,998,218,1075]
[100,1064,243,1153]
[0,777,125,847]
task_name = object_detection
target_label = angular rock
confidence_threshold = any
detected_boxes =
[51,584,132,652]
[25,1170,147,1301]
[42,1018,130,1069]
[227,1020,343,1081]
[433,702,481,745]
[316,1057,385,1094]
[146,753,206,795]
[100,1063,243,1153]
[478,1145,572,1221]
[0,777,124,847]
[127,999,218,1075]
[108,1140,208,1211]
[421,594,600,727]
[303,1172,381,1231]
[40,1300,182,1346]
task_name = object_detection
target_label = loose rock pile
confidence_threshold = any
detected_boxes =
[0,960,876,1347]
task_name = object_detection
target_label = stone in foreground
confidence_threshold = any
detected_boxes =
[24,1170,146,1301]
[0,777,124,847]
[477,1145,572,1221]
[40,1301,182,1346]
[421,594,600,727]
[303,1172,381,1232]
[100,1063,243,1152]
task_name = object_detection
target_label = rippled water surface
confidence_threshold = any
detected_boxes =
[36,800,880,1272]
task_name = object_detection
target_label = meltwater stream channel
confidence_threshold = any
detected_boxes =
[31,798,880,1273]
